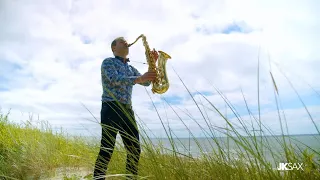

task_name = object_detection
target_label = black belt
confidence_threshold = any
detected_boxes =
[103,101,132,109]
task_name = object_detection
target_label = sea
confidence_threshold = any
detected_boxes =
[84,134,320,169]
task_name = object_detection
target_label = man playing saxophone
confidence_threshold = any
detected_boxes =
[93,36,158,180]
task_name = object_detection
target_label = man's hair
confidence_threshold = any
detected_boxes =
[111,37,125,52]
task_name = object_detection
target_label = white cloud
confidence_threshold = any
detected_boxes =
[1,0,319,138]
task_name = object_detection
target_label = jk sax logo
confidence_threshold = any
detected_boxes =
[277,163,304,171]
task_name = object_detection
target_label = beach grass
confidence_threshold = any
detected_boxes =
[1,101,319,180]
[1,62,320,179]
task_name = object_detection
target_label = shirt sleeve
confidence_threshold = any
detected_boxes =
[131,65,151,86]
[102,59,137,86]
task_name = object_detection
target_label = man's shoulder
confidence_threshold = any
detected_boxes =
[102,57,115,65]
[102,57,115,62]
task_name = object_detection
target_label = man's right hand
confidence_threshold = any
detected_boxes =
[135,71,157,84]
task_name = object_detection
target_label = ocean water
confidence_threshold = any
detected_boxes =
[85,134,320,168]
[146,134,320,168]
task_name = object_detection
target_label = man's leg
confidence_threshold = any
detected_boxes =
[119,108,141,179]
[93,104,119,179]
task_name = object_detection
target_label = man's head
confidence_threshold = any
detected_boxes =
[111,37,129,57]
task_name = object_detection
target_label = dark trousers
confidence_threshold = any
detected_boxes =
[93,101,141,180]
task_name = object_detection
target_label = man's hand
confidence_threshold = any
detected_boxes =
[135,71,157,84]
[151,48,159,62]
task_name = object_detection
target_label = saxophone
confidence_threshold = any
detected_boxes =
[128,34,171,94]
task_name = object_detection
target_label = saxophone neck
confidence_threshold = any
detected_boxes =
[128,34,145,47]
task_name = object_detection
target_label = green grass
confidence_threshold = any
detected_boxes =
[1,63,320,179]
[1,104,319,180]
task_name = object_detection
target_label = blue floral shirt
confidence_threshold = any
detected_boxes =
[101,56,151,104]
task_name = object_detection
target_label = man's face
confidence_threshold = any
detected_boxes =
[114,38,129,56]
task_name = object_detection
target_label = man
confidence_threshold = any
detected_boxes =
[93,37,158,179]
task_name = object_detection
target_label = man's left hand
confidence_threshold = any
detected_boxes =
[151,48,159,61]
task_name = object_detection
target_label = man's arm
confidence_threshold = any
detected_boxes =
[102,59,138,86]
[131,65,151,86]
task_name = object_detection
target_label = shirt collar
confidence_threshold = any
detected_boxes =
[115,56,130,63]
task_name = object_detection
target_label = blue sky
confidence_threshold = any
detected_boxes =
[0,0,319,138]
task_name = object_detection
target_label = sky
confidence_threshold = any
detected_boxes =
[0,0,319,139]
